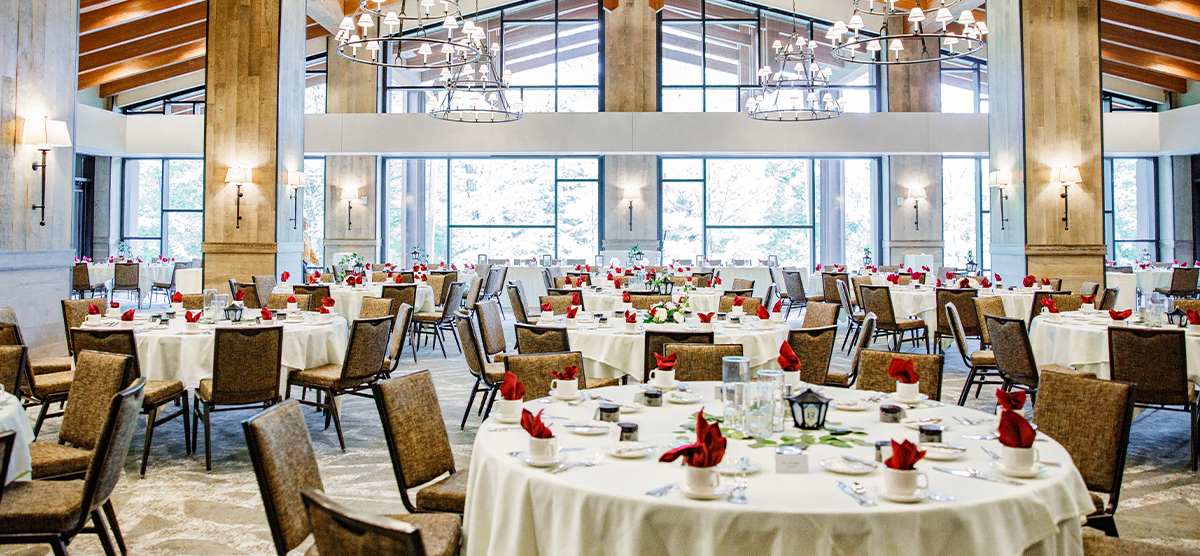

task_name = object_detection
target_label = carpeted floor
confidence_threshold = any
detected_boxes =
[5,309,1200,555]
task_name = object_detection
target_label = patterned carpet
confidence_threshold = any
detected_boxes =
[4,311,1200,555]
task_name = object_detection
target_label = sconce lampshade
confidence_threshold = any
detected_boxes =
[907,186,928,200]
[622,187,641,202]
[22,118,71,148]
[285,170,306,186]
[340,186,359,201]
[989,170,1012,187]
[1058,166,1083,184]
[225,167,252,184]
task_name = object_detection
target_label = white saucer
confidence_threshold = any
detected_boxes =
[643,380,679,391]
[989,459,1048,478]
[602,442,656,459]
[152,325,169,331]
[680,484,732,501]
[666,392,703,404]
[547,390,582,401]
[517,452,563,468]
[564,423,611,436]
[717,461,763,475]
[919,443,967,461]
[818,457,875,475]
[832,400,872,412]
[494,415,520,424]
[876,486,926,503]
[180,329,203,335]
[890,393,929,404]
[622,329,642,335]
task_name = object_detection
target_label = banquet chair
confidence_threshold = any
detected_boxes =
[374,370,471,514]
[504,351,587,400]
[835,281,865,352]
[229,280,262,308]
[371,271,389,282]
[801,301,840,328]
[541,268,555,291]
[721,287,753,298]
[821,272,850,307]
[856,350,944,400]
[484,267,507,304]
[785,325,838,384]
[359,297,396,321]
[730,278,755,291]
[267,293,312,311]
[1028,291,1071,323]
[643,331,714,384]
[691,272,714,288]
[851,276,872,307]
[431,272,458,305]
[71,263,107,300]
[717,296,762,314]
[566,272,591,286]
[769,267,788,298]
[670,276,688,287]
[179,294,205,310]
[515,324,571,354]
[1035,370,1135,536]
[946,304,1003,406]
[3,324,71,437]
[1048,294,1084,313]
[71,328,190,476]
[1080,281,1101,297]
[1098,287,1121,311]
[0,378,144,556]
[302,488,461,556]
[382,304,416,374]
[0,305,71,377]
[985,315,1095,402]
[547,288,584,303]
[252,275,278,305]
[629,293,671,310]
[972,296,1006,349]
[111,262,141,308]
[0,346,27,403]
[538,295,575,315]
[1044,278,1064,290]
[244,400,326,556]
[827,314,877,388]
[26,350,131,481]
[394,271,415,284]
[1107,327,1198,471]
[665,344,742,382]
[455,315,506,428]
[781,271,815,318]
[294,285,333,309]
[413,282,466,358]
[764,285,781,316]
[934,288,979,351]
[381,284,419,320]
[461,276,483,315]
[192,326,284,471]
[427,274,449,307]
[1082,531,1200,556]
[1154,267,1200,298]
[878,266,900,273]
[936,267,958,279]
[476,301,513,363]
[150,262,187,305]
[507,283,531,324]
[319,272,335,283]
[288,316,392,451]
[475,263,492,285]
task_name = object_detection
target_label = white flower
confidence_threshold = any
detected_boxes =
[666,302,677,310]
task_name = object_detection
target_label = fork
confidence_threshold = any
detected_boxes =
[645,484,677,497]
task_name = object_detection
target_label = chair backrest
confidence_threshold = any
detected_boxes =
[293,285,333,309]
[718,296,762,314]
[945,304,974,368]
[935,288,979,336]
[503,351,584,400]
[665,343,742,382]
[60,298,108,354]
[73,263,90,289]
[1171,267,1199,295]
[455,315,489,380]
[566,272,591,286]
[546,288,584,307]
[1047,293,1084,313]
[1112,265,1133,274]
[514,324,571,354]
[1108,327,1189,406]
[372,371,456,512]
[0,323,18,348]
[77,377,145,537]
[483,267,505,298]
[252,275,278,304]
[0,430,14,502]
[244,400,325,556]
[539,295,575,315]
[859,285,898,326]
[507,282,530,324]
[691,272,713,288]
[62,350,134,450]
[1034,370,1135,504]
[850,276,872,306]
[822,272,849,305]
[380,284,418,320]
[113,263,139,289]
[463,276,483,312]
[1080,281,1100,297]
[475,300,507,359]
[972,296,1006,347]
[801,301,840,328]
[339,316,395,383]
[764,285,779,314]
[386,304,414,368]
[630,294,671,310]
[371,271,389,283]
[302,488,429,556]
[71,328,141,382]
[427,274,448,306]
[358,297,395,321]
[1029,291,1070,322]
[834,280,856,320]
[856,349,944,399]
[267,293,311,311]
[643,330,714,383]
[180,294,205,310]
[212,326,284,406]
[731,278,755,291]
[781,271,805,301]
[847,314,878,383]
[438,281,467,319]
[1098,287,1120,311]
[231,280,262,308]
[541,268,554,290]
[786,325,838,384]
[878,265,899,272]
[985,315,1040,388]
[0,345,27,398]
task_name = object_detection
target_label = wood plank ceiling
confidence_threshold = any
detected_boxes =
[78,0,1200,99]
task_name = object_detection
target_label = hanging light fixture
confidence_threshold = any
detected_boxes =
[827,0,986,66]
[334,0,482,70]
[428,0,522,122]
[747,16,843,122]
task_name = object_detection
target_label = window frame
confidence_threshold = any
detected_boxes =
[119,158,205,259]
[942,156,989,271]
[1104,157,1160,263]
[939,56,987,114]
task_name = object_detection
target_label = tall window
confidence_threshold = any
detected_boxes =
[1105,158,1157,263]
[942,157,990,270]
[305,54,328,114]
[1102,93,1157,113]
[122,87,206,115]
[940,57,987,113]
[840,159,878,267]
[383,0,601,114]
[659,0,881,113]
[303,158,326,266]
[121,159,204,260]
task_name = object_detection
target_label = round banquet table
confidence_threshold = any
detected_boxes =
[0,394,33,484]
[887,287,1036,333]
[175,268,203,294]
[562,320,790,381]
[1029,312,1200,382]
[276,284,435,320]
[87,263,174,303]
[1103,270,1182,311]
[463,383,1093,556]
[81,314,349,390]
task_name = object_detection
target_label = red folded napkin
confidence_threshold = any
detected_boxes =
[945,272,955,280]
[622,291,632,303]
[921,266,930,272]
[887,357,920,384]
[1040,298,1059,314]
[395,274,405,283]
[936,278,943,288]
[698,312,714,323]
[521,409,554,439]
[1187,310,1200,325]
[778,341,800,373]
[1184,262,1191,268]
[419,275,428,282]
[614,278,623,288]
[958,278,971,289]
[998,410,1036,448]
[885,439,926,470]
[714,276,722,286]
[1041,278,1051,286]
[733,296,746,307]
[659,410,726,467]
[413,265,420,272]
[755,305,770,319]
[655,352,677,370]
[996,389,1026,411]
[1080,295,1095,303]
[1109,309,1132,320]
[322,298,335,308]
[553,365,579,380]
[281,271,290,282]
[1023,275,1036,287]
[121,310,135,321]
[261,308,273,321]
[910,272,924,283]
[978,277,992,288]
[88,304,101,315]
[451,264,457,270]
[606,272,614,281]
[815,264,822,271]
[110,301,120,309]
[566,306,579,319]
[886,274,900,284]
[615,266,623,275]
[772,300,782,313]
[421,264,429,271]
[574,265,582,271]
[575,277,586,287]
[319,306,331,314]
[540,301,554,312]
[994,273,1002,283]
[624,311,637,323]
[185,311,201,323]
[234,290,246,301]
[172,292,183,303]
[282,295,294,304]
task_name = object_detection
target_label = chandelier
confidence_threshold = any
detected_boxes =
[747,35,843,122]
[334,0,482,70]
[428,30,523,122]
[828,0,986,65]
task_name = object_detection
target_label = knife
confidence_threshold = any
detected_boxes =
[933,467,1024,486]
[835,481,874,506]
[841,455,879,468]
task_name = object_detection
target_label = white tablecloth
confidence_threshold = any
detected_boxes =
[888,288,1037,332]
[564,321,790,381]
[176,268,203,294]
[0,394,33,484]
[1104,270,1179,311]
[1029,313,1200,382]
[577,289,726,314]
[714,267,774,298]
[88,263,174,302]
[903,254,936,271]
[276,284,434,320]
[463,383,1092,556]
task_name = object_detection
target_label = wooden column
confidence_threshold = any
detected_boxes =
[989,0,1104,292]
[0,0,79,356]
[201,0,307,290]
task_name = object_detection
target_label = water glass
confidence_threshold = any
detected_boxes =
[721,356,751,433]
[202,289,217,310]
[756,369,785,433]
[745,382,775,439]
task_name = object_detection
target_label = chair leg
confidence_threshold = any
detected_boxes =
[447,323,462,353]
[181,393,192,455]
[91,510,118,556]
[103,500,128,555]
[139,406,157,477]
[33,401,51,437]
[958,366,977,406]
[50,535,69,556]
[436,327,448,358]
[482,386,499,421]
[327,388,346,452]
[203,403,212,472]
[461,377,483,430]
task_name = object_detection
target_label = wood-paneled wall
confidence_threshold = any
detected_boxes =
[604,3,657,112]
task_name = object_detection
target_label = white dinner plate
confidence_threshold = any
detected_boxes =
[642,380,679,391]
[832,400,872,412]
[989,459,1048,479]
[666,392,703,404]
[516,452,563,468]
[603,442,657,459]
[818,457,875,475]
[564,423,611,436]
[919,443,967,461]
[889,393,929,404]
[493,415,520,424]
[547,390,582,401]
[680,484,732,501]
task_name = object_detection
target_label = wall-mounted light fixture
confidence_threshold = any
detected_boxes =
[989,169,1012,230]
[341,186,359,230]
[1052,166,1082,231]
[21,118,72,227]
[622,186,642,232]
[285,170,305,230]
[907,185,927,230]
[224,167,252,229]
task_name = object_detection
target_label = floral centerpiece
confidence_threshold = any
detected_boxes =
[644,298,689,324]
[338,252,365,271]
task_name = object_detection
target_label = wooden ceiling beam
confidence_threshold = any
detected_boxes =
[1101,0,1200,43]
[1109,0,1200,22]
[99,57,206,97]
[81,2,207,55]
[1101,20,1200,62]
[307,23,330,40]
[1102,58,1188,92]
[308,0,345,34]
[79,39,206,89]
[80,21,206,73]
[80,0,204,34]
[1101,40,1200,80]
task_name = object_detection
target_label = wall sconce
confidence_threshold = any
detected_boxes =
[622,187,641,232]
[21,118,72,227]
[907,185,927,230]
[1052,166,1082,231]
[340,186,359,230]
[989,170,1012,231]
[285,170,305,230]
[224,167,253,229]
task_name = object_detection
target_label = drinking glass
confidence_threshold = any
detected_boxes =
[744,382,775,439]
[202,289,217,310]
[722,356,751,433]
[756,369,785,433]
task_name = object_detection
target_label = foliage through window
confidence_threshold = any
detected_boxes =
[942,157,990,270]
[121,159,204,261]
[303,158,326,266]
[1105,158,1157,263]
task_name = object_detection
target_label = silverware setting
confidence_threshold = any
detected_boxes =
[841,455,879,468]
[547,452,603,474]
[933,466,1024,486]
[954,416,993,426]
[981,447,1060,467]
[488,426,521,432]
[613,444,657,455]
[645,483,677,497]
[835,480,875,506]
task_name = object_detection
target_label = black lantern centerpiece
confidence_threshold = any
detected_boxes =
[785,388,830,430]
[224,303,244,322]
[964,250,978,276]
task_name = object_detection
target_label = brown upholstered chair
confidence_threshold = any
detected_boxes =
[1034,370,1135,537]
[475,301,512,364]
[70,327,191,475]
[834,280,864,352]
[112,262,141,308]
[801,301,841,328]
[691,272,713,288]
[546,288,585,307]
[481,267,507,304]
[1047,293,1084,313]
[371,271,389,282]
[718,296,762,314]
[822,272,850,307]
[1079,281,1100,297]
[665,344,742,382]
[946,304,1003,406]
[71,262,107,299]
[730,278,755,291]
[850,276,873,309]
[319,272,335,283]
[1154,267,1199,298]
[267,293,312,311]
[4,323,72,436]
[180,294,205,311]
[194,326,284,470]
[629,293,671,310]
[381,284,419,322]
[721,288,753,300]
[827,314,876,388]
[0,306,71,377]
[856,349,944,400]
[289,316,392,451]
[1028,290,1070,322]
[973,296,1006,349]
[644,330,713,384]
[985,315,1094,399]
[507,282,531,325]
[230,280,262,308]
[301,488,461,556]
[294,285,333,309]
[782,271,817,318]
[252,275,278,306]
[1098,287,1120,311]
[374,371,469,514]
[566,272,592,286]
[0,378,145,556]
[427,274,452,307]
[461,276,483,315]
[933,288,979,349]
[1107,327,1198,470]
[455,315,506,429]
[383,304,416,373]
[785,325,838,384]
[150,262,187,305]
[413,282,465,358]
[0,346,27,402]
[359,297,395,321]
[538,295,576,315]
[859,285,928,352]
[503,351,587,401]
[515,324,571,355]
[244,400,326,556]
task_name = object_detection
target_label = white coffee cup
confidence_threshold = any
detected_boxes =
[185,322,199,333]
[86,314,101,325]
[783,371,802,386]
[1000,445,1040,471]
[650,369,675,388]
[883,467,928,497]
[318,313,332,324]
[686,465,721,494]
[770,312,784,323]
[540,310,555,322]
[171,302,184,313]
[495,398,522,421]
[731,305,745,316]
[625,321,637,334]
[621,303,633,314]
[551,378,578,399]
[895,381,920,401]
[566,318,578,329]
[107,308,120,318]
[528,436,557,464]
[287,302,298,311]
[698,322,713,332]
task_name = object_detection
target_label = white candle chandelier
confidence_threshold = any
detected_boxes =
[427,22,523,122]
[334,0,482,70]
[747,34,843,122]
[828,0,986,65]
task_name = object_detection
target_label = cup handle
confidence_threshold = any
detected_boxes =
[649,370,657,382]
[917,471,929,490]
[1033,448,1040,464]
[551,379,559,391]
